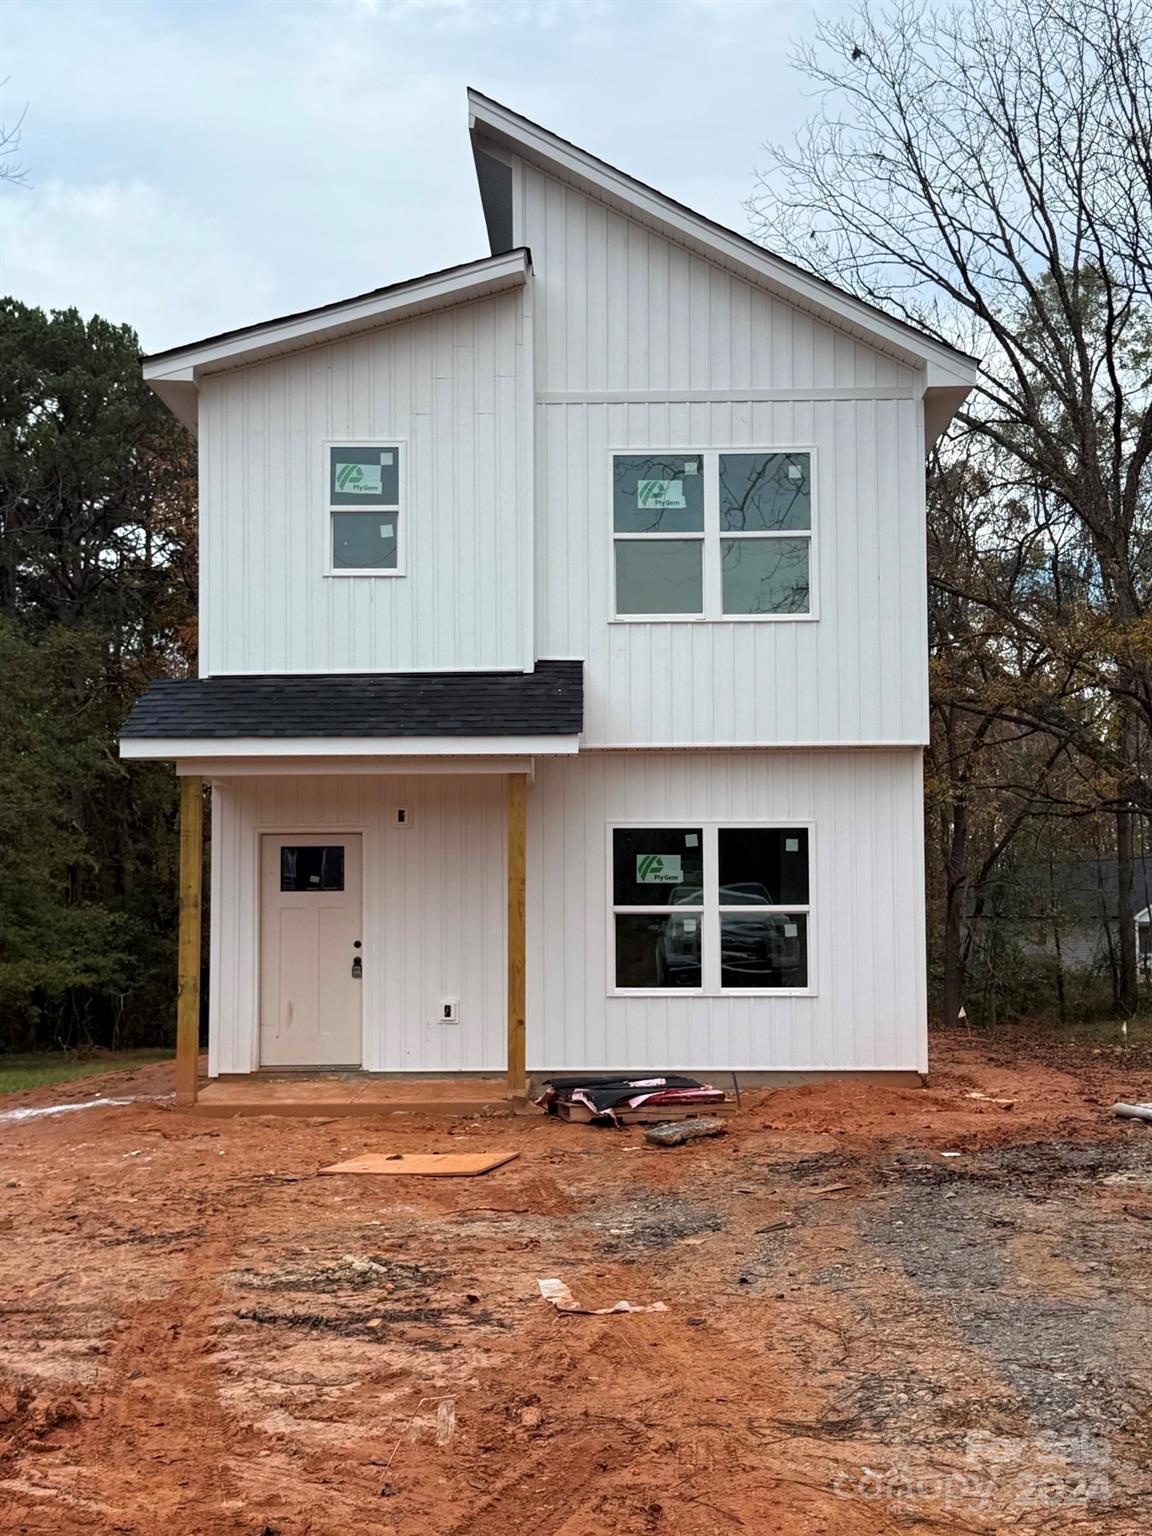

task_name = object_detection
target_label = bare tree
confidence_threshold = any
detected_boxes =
[0,81,28,187]
[749,0,1152,1009]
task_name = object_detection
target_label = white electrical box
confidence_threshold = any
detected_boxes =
[439,998,459,1024]
[394,807,411,829]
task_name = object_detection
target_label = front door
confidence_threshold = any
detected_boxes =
[260,834,363,1067]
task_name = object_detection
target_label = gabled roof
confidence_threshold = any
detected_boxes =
[142,91,979,441]
[142,248,531,433]
[467,89,979,389]
[119,661,583,748]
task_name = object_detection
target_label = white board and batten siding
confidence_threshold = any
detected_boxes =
[207,750,926,1077]
[528,749,927,1074]
[208,774,508,1076]
[197,287,533,679]
[510,158,930,748]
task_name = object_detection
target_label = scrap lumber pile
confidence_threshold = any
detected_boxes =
[536,1073,727,1125]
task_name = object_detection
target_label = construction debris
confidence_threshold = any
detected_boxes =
[537,1073,726,1126]
[537,1278,668,1315]
[964,1091,1017,1110]
[644,1117,728,1147]
[318,1152,519,1177]
[1112,1102,1152,1124]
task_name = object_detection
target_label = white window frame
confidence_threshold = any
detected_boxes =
[323,437,407,578]
[606,819,816,998]
[608,446,818,622]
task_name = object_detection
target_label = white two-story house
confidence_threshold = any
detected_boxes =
[120,91,978,1104]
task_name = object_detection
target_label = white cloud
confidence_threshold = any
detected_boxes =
[1,178,277,350]
[1,0,833,352]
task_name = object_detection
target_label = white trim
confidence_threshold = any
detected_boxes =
[468,90,979,383]
[208,784,223,1077]
[196,664,536,676]
[606,818,816,998]
[175,743,927,771]
[143,250,531,381]
[609,447,817,622]
[120,734,580,760]
[519,274,537,673]
[323,437,407,578]
[582,740,929,751]
[538,387,917,405]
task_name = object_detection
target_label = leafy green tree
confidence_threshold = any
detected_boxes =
[0,301,196,1050]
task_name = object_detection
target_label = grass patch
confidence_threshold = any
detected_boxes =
[0,1050,174,1096]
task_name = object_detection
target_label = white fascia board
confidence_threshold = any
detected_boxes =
[143,249,530,391]
[468,91,980,384]
[120,733,579,761]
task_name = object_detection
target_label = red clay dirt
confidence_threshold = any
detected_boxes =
[1,1032,1150,1535]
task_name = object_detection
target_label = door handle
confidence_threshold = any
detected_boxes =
[351,956,363,979]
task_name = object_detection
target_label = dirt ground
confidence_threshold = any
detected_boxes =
[1,1034,1151,1536]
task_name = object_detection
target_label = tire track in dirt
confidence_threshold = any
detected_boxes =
[77,1230,268,1534]
[445,1426,644,1536]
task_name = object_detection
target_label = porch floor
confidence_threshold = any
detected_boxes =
[191,1075,515,1119]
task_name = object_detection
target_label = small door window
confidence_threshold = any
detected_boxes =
[280,845,345,892]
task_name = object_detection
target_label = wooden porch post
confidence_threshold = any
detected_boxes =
[176,774,204,1107]
[506,771,528,1101]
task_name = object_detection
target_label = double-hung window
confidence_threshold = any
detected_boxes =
[327,441,403,574]
[612,450,813,618]
[610,823,812,994]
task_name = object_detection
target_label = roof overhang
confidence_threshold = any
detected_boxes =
[143,247,532,434]
[121,735,578,763]
[169,754,543,778]
[119,662,584,758]
[468,90,979,439]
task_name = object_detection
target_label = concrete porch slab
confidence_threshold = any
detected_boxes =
[191,1075,515,1118]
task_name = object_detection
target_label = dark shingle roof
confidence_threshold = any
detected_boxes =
[142,249,532,365]
[120,661,582,739]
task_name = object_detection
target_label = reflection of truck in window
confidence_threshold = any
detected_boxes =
[654,884,802,986]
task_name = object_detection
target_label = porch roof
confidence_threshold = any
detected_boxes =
[119,660,582,753]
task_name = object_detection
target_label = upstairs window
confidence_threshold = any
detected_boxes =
[612,454,705,615]
[612,449,813,619]
[327,442,403,574]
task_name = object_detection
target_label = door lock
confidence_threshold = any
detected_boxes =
[351,955,363,979]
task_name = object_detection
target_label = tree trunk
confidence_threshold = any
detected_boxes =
[941,797,968,1026]
[1048,850,1066,1023]
[1117,802,1138,1014]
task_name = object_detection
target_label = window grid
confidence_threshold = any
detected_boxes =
[610,448,816,621]
[608,821,815,997]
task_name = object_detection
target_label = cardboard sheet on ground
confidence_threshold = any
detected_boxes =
[320,1152,519,1177]
[538,1278,668,1314]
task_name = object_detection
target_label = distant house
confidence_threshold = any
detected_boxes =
[974,856,1152,987]
[1044,858,1152,983]
[119,91,977,1101]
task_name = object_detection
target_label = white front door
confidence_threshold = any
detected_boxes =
[260,834,363,1067]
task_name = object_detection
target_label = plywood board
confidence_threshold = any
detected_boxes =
[319,1151,519,1177]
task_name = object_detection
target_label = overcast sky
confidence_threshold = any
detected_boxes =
[1,0,845,354]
